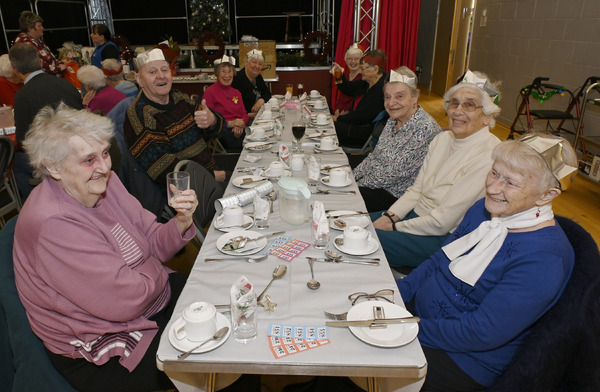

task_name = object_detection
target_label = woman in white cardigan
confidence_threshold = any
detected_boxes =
[373,71,502,269]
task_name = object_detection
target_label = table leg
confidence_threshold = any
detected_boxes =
[204,372,216,392]
[367,377,380,392]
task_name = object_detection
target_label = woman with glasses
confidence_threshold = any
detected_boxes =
[330,49,387,148]
[203,55,249,151]
[372,71,501,270]
[397,135,577,391]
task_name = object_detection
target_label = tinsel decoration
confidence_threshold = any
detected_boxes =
[188,0,232,40]
[520,85,566,103]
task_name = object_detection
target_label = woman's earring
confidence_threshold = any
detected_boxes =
[536,208,540,218]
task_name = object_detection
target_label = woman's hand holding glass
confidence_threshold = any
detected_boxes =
[167,172,198,234]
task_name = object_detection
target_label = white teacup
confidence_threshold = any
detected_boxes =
[173,302,217,342]
[218,205,244,227]
[310,90,320,98]
[343,225,372,252]
[316,113,328,125]
[268,161,285,177]
[251,126,266,139]
[262,109,273,119]
[313,100,325,110]
[319,136,337,150]
[291,154,305,171]
[329,168,350,186]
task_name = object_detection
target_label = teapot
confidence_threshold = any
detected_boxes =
[278,177,311,225]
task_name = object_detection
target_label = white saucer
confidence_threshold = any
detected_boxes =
[310,121,330,127]
[272,94,284,100]
[333,234,379,255]
[307,132,336,140]
[245,142,274,152]
[320,176,352,188]
[232,175,268,189]
[247,135,270,142]
[328,210,370,230]
[214,214,254,232]
[264,168,292,179]
[169,313,231,354]
[346,301,418,348]
[314,145,339,152]
[320,165,350,175]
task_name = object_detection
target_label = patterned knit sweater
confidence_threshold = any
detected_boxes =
[123,89,224,185]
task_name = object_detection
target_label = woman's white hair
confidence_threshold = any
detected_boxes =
[0,54,15,78]
[491,132,577,192]
[246,51,264,63]
[77,65,107,90]
[443,71,501,128]
[101,58,123,82]
[345,46,363,60]
[23,103,114,178]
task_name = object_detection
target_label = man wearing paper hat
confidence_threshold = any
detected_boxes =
[124,48,229,203]
[232,48,272,117]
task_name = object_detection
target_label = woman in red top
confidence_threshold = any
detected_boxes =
[330,43,364,115]
[0,54,23,106]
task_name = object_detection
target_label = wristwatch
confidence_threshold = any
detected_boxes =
[382,211,397,230]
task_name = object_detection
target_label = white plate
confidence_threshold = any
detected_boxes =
[216,230,268,255]
[320,176,352,188]
[245,142,274,152]
[247,135,270,142]
[314,145,340,152]
[346,301,419,348]
[232,175,268,189]
[310,120,330,126]
[264,168,291,179]
[214,214,254,232]
[333,234,379,255]
[307,132,336,140]
[272,94,285,99]
[169,313,231,354]
[328,210,370,230]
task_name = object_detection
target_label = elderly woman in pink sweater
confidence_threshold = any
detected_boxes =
[12,104,198,392]
[202,55,250,151]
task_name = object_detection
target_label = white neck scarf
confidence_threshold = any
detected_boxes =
[443,204,554,286]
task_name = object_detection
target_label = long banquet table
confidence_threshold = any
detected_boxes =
[156,102,427,392]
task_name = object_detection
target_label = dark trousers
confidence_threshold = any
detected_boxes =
[335,121,373,148]
[421,346,487,392]
[359,186,398,212]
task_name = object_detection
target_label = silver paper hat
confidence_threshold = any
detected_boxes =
[518,134,578,190]
[389,69,418,89]
[460,69,500,104]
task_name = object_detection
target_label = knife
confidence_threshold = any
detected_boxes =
[306,257,379,266]
[326,317,420,327]
[241,177,268,185]
[328,212,369,219]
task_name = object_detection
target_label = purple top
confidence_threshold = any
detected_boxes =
[13,172,194,371]
[87,85,126,115]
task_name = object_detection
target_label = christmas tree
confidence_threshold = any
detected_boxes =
[188,0,232,40]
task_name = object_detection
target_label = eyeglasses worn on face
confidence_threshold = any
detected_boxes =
[348,289,395,305]
[360,64,374,71]
[446,100,482,112]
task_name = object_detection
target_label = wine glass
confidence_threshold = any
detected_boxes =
[291,121,306,153]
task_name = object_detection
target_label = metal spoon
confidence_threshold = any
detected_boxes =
[323,249,380,264]
[316,186,356,194]
[334,237,345,247]
[307,259,321,290]
[257,265,287,302]
[177,326,229,360]
[268,190,277,213]
[205,254,268,263]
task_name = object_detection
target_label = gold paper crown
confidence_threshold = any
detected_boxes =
[518,134,577,190]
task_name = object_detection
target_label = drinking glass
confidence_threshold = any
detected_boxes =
[231,291,257,343]
[254,196,270,229]
[286,83,294,97]
[291,121,306,153]
[166,172,190,207]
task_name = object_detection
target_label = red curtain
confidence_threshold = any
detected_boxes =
[378,0,421,71]
[331,0,421,105]
[331,0,355,111]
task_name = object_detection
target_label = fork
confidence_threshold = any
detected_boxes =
[324,310,348,320]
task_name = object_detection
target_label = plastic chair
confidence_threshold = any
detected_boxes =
[490,216,600,391]
[174,160,224,243]
[0,137,21,228]
[0,216,78,391]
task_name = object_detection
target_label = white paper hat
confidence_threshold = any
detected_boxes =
[460,69,500,104]
[246,49,264,61]
[389,69,417,89]
[133,48,166,71]
[214,54,236,66]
